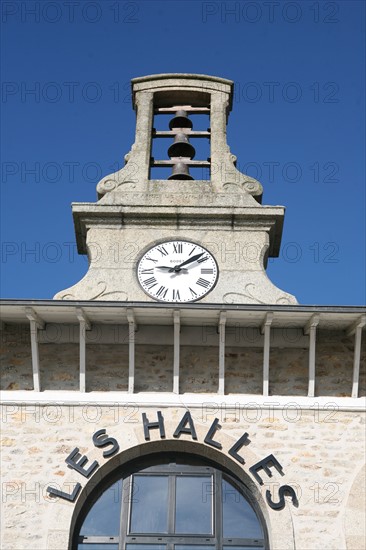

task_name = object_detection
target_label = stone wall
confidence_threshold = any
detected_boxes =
[1,404,365,550]
[1,325,365,548]
[1,327,364,397]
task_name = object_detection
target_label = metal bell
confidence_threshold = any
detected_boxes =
[168,162,194,180]
[169,110,193,130]
[168,133,196,159]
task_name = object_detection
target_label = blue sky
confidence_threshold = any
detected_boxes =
[1,0,365,305]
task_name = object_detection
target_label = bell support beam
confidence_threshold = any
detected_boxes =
[304,314,320,398]
[173,310,180,394]
[346,315,366,398]
[25,307,45,392]
[218,311,227,395]
[153,131,210,137]
[155,106,210,114]
[127,308,137,394]
[76,308,91,393]
[152,159,210,167]
[261,312,274,397]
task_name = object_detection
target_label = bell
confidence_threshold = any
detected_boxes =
[168,133,196,159]
[168,161,194,180]
[169,110,193,130]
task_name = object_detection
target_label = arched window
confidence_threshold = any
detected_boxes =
[73,454,268,550]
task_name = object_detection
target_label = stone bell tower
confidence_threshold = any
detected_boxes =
[54,73,297,304]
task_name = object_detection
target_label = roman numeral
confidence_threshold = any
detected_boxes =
[189,246,197,256]
[172,289,181,300]
[189,287,198,298]
[145,256,158,263]
[144,277,157,289]
[157,246,168,256]
[173,243,183,254]
[156,286,168,298]
[197,255,209,263]
[141,268,154,274]
[196,278,210,288]
[201,268,213,274]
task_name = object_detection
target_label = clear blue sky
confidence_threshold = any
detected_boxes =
[1,0,365,305]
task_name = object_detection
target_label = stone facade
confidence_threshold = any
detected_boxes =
[1,327,364,397]
[1,403,365,550]
[54,74,298,305]
[1,325,366,397]
[1,72,364,550]
[1,321,365,548]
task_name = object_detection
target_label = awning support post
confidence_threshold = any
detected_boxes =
[261,312,273,397]
[25,308,45,393]
[347,315,366,398]
[218,311,227,395]
[304,314,320,398]
[173,310,180,394]
[127,308,136,394]
[76,308,91,393]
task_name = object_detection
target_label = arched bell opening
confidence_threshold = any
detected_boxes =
[152,90,211,109]
[69,440,271,550]
[150,89,211,181]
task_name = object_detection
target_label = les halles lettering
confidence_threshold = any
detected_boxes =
[47,410,298,511]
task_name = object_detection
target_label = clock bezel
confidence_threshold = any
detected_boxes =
[136,239,219,303]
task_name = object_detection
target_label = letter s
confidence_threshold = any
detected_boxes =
[266,484,298,510]
[92,429,119,458]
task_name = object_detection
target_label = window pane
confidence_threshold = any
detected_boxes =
[130,475,169,533]
[223,547,265,550]
[222,479,264,539]
[78,545,118,550]
[175,546,215,549]
[175,476,212,534]
[79,480,122,536]
[126,546,166,550]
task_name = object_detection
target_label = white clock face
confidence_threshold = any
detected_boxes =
[137,240,218,302]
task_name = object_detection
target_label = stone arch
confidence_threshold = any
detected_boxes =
[344,463,366,549]
[66,436,296,549]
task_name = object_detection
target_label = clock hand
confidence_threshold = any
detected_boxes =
[169,252,205,272]
[156,266,188,272]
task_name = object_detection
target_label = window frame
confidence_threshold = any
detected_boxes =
[74,454,269,550]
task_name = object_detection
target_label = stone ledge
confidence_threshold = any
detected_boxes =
[72,203,284,256]
[1,391,365,411]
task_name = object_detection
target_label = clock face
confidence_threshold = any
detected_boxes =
[137,240,218,303]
